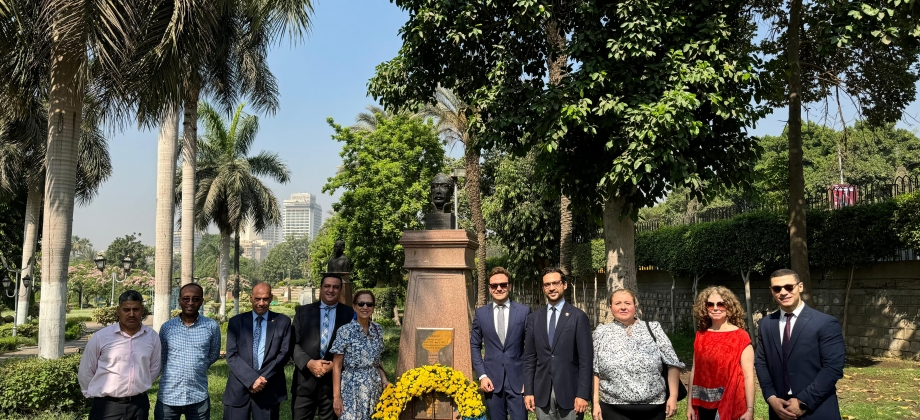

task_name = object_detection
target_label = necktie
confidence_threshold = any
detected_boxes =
[253,315,264,370]
[320,307,333,358]
[497,305,506,346]
[782,312,794,393]
[548,307,557,344]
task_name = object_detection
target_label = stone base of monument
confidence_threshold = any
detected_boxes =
[397,230,478,420]
[322,272,353,306]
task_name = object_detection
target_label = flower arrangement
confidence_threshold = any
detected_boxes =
[372,364,485,420]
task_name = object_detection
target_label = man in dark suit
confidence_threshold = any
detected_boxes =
[290,274,355,420]
[523,267,592,420]
[755,269,845,420]
[471,266,531,420]
[223,282,292,420]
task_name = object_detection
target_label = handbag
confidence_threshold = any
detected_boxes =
[644,320,688,401]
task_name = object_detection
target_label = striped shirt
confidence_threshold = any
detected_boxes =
[157,315,221,406]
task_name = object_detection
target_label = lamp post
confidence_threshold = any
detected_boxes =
[1,254,35,338]
[94,252,134,306]
[450,167,466,229]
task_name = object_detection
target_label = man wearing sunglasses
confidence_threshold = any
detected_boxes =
[471,267,532,420]
[754,269,845,420]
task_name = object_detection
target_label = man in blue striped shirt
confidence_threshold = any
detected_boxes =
[156,283,222,420]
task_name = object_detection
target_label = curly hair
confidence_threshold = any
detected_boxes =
[693,286,746,331]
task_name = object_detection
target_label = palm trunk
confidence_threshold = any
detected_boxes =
[465,147,488,307]
[603,192,637,295]
[16,183,41,326]
[559,195,574,276]
[787,0,813,305]
[181,84,200,286]
[233,230,241,316]
[39,40,84,359]
[219,231,230,316]
[545,18,574,278]
[153,108,180,331]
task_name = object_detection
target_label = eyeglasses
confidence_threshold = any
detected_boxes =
[355,302,375,308]
[180,297,203,303]
[770,284,799,293]
[489,282,509,290]
[705,301,726,310]
[542,280,563,289]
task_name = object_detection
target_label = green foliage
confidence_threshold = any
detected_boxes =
[309,214,344,286]
[65,316,91,323]
[170,309,181,318]
[262,235,310,284]
[368,287,399,321]
[0,321,39,339]
[0,336,36,352]
[63,319,86,341]
[0,354,84,414]
[322,113,444,287]
[893,192,920,249]
[809,202,900,268]
[91,306,118,325]
[571,239,605,279]
[105,233,153,272]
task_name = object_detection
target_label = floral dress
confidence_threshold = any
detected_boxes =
[329,319,385,420]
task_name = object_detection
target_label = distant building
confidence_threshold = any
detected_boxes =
[172,230,203,254]
[260,223,284,247]
[241,239,272,262]
[282,193,322,240]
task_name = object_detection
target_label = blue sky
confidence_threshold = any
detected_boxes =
[72,1,920,250]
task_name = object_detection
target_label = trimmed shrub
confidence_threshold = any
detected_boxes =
[368,287,398,321]
[893,191,920,249]
[170,309,182,318]
[288,279,309,287]
[0,354,84,414]
[2,315,13,323]
[13,322,38,339]
[64,319,86,341]
[65,316,91,323]
[207,313,226,324]
[91,306,118,325]
[0,336,37,352]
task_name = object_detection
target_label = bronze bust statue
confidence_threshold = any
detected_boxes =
[425,173,456,230]
[326,240,352,273]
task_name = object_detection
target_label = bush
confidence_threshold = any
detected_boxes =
[369,287,398,321]
[288,279,309,287]
[91,306,118,325]
[894,191,920,249]
[64,319,87,341]
[170,309,182,318]
[0,336,37,352]
[0,354,84,414]
[65,316,91,323]
[2,315,13,323]
[207,313,226,324]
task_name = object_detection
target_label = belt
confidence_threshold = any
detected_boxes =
[102,394,145,404]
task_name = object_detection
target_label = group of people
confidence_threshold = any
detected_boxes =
[471,267,845,420]
[78,274,387,420]
[77,265,845,420]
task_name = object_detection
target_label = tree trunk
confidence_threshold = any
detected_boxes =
[39,39,84,359]
[219,232,230,316]
[742,270,755,343]
[841,264,855,343]
[16,183,41,326]
[153,107,180,331]
[787,0,813,305]
[465,147,488,307]
[233,230,241,316]
[181,85,200,286]
[544,18,574,278]
[692,273,702,300]
[670,274,676,333]
[603,193,637,294]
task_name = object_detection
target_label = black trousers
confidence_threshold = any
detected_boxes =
[89,394,150,420]
[598,402,665,420]
[223,399,280,420]
[697,407,718,420]
[291,382,336,420]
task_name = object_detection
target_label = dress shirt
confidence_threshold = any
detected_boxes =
[778,302,806,344]
[78,323,161,398]
[253,311,267,369]
[493,301,511,339]
[546,299,565,332]
[319,302,338,353]
[158,315,221,406]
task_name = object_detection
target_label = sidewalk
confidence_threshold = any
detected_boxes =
[0,318,153,361]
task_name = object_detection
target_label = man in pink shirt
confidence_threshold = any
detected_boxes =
[79,290,161,420]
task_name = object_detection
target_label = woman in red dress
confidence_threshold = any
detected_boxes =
[686,286,755,420]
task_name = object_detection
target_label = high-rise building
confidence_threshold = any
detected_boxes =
[282,193,322,240]
[171,230,203,254]
[260,223,283,246]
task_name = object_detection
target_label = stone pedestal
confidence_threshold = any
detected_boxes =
[396,230,478,381]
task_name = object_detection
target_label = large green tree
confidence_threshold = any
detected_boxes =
[104,233,154,272]
[193,101,289,316]
[323,113,444,287]
[262,235,311,284]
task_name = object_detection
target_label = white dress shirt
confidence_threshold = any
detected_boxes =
[778,301,806,344]
[493,301,511,338]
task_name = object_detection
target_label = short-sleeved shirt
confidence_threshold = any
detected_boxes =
[158,315,221,406]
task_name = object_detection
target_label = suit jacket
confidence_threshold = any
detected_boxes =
[291,301,355,395]
[754,305,845,419]
[223,310,292,408]
[470,301,531,393]
[523,301,593,410]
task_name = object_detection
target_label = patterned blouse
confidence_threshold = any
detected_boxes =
[593,319,685,405]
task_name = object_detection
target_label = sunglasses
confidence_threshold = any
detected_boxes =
[706,301,727,310]
[771,284,799,293]
[489,282,509,290]
[355,302,375,308]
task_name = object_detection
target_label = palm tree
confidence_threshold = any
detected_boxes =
[416,88,489,306]
[194,101,289,316]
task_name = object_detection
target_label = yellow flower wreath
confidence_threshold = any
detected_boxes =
[372,365,485,420]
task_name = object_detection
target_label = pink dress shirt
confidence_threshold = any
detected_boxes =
[78,323,162,398]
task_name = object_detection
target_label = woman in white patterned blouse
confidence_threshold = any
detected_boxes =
[592,289,685,420]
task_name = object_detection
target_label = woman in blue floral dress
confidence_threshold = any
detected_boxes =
[331,290,389,420]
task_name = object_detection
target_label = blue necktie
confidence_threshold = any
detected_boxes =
[320,307,333,358]
[548,307,557,344]
[253,315,264,370]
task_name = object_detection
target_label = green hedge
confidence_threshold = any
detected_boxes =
[893,191,920,249]
[0,354,84,414]
[0,321,38,339]
[0,336,37,352]
[368,287,399,321]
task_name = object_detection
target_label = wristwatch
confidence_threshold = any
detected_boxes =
[798,401,809,412]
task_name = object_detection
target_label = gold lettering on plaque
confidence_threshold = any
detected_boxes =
[414,328,455,419]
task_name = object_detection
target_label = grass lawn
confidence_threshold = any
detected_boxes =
[5,327,918,420]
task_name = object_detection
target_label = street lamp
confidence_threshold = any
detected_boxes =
[94,252,133,306]
[1,254,36,337]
